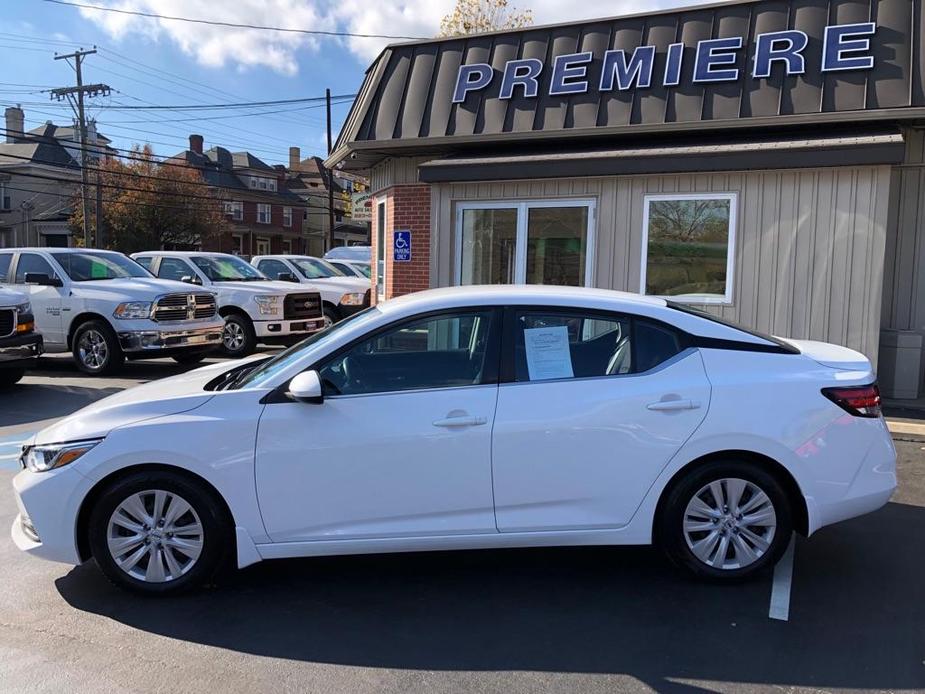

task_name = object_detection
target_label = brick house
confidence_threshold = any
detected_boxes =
[169,135,307,256]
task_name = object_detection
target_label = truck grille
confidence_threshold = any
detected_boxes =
[152,293,217,322]
[283,292,322,320]
[0,309,12,337]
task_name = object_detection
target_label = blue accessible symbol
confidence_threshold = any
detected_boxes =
[393,230,411,262]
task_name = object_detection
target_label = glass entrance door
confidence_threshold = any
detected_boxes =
[456,200,594,287]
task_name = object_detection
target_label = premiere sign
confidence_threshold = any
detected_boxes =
[452,22,876,103]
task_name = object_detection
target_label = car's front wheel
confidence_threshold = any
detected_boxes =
[221,313,257,358]
[88,470,231,595]
[72,320,124,375]
[659,461,793,581]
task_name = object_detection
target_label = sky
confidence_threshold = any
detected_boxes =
[0,0,705,167]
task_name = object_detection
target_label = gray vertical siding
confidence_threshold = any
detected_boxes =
[432,165,891,361]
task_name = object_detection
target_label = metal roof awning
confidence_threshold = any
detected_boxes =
[418,131,906,183]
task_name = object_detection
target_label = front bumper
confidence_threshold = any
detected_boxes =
[0,332,43,365]
[117,324,223,353]
[254,317,325,338]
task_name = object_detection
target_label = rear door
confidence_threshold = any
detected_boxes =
[491,307,711,532]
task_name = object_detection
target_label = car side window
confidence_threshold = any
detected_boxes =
[157,258,195,282]
[135,256,153,271]
[511,310,685,382]
[0,253,11,283]
[14,253,55,284]
[318,310,496,396]
[256,259,290,280]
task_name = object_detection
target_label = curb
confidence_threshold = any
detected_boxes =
[886,419,925,437]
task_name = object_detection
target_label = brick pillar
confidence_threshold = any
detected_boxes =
[371,183,431,303]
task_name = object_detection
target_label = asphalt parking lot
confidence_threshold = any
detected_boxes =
[0,354,923,693]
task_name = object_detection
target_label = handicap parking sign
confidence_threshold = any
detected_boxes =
[393,230,411,262]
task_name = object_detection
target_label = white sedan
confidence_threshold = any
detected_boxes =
[11,286,896,595]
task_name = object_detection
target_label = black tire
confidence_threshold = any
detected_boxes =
[87,470,231,596]
[658,460,793,582]
[72,319,124,375]
[172,352,208,365]
[221,313,257,358]
[322,304,340,329]
[0,368,25,387]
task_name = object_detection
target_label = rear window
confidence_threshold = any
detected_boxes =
[666,302,799,354]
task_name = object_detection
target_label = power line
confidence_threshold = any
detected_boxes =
[43,0,429,40]
[77,94,357,110]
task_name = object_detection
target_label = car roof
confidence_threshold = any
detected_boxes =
[1,247,122,254]
[132,251,239,258]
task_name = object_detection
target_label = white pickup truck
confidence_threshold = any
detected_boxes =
[0,285,43,387]
[0,248,224,375]
[250,254,371,328]
[132,251,325,357]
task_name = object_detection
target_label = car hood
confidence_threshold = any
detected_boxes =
[31,359,244,445]
[211,280,311,295]
[781,338,872,372]
[0,287,28,306]
[310,277,369,293]
[70,277,212,302]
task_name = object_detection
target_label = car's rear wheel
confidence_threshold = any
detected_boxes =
[88,471,231,595]
[0,368,25,387]
[659,460,793,581]
[72,320,124,375]
[221,313,257,358]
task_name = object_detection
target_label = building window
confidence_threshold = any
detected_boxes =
[224,200,243,221]
[282,239,292,254]
[231,234,244,255]
[256,237,271,255]
[455,200,595,287]
[283,207,292,227]
[641,193,736,304]
[257,204,271,224]
[0,182,9,211]
[249,178,257,189]
[268,179,277,192]
[258,178,268,190]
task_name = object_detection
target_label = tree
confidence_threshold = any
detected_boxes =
[70,144,227,253]
[438,0,533,37]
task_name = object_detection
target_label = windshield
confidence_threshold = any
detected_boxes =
[232,306,380,390]
[352,263,371,278]
[53,252,151,281]
[192,255,268,282]
[292,257,343,279]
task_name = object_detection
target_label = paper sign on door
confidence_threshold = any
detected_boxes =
[524,326,574,381]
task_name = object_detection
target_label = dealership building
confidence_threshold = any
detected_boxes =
[326,0,925,397]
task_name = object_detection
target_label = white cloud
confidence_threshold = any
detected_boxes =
[75,0,716,73]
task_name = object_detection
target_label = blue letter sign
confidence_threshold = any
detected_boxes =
[393,230,411,262]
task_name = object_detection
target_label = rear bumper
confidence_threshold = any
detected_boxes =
[118,324,223,353]
[254,317,325,338]
[0,332,43,365]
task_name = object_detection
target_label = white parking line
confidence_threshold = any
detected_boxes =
[769,534,796,621]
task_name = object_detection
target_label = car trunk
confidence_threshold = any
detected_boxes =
[780,338,871,371]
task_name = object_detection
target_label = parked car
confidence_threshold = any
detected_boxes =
[132,252,325,358]
[0,285,43,387]
[327,259,371,279]
[10,285,896,595]
[250,254,370,327]
[0,248,223,375]
[323,245,371,262]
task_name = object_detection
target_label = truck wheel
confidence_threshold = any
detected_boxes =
[322,305,340,329]
[72,320,124,375]
[0,368,25,387]
[221,313,257,358]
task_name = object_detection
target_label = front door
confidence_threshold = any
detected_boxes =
[491,308,711,532]
[14,252,66,346]
[255,308,502,542]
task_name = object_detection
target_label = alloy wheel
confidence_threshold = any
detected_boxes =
[106,490,204,583]
[223,321,245,352]
[682,477,777,570]
[77,328,108,370]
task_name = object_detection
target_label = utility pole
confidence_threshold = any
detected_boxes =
[50,48,110,247]
[325,88,335,251]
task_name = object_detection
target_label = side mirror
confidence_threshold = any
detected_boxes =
[24,272,63,287]
[180,275,202,285]
[288,370,323,404]
[278,272,298,283]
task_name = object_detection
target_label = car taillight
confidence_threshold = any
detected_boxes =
[821,384,881,418]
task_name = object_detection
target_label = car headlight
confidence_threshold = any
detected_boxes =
[113,301,153,320]
[339,292,366,306]
[21,439,102,473]
[253,295,282,315]
[15,301,31,314]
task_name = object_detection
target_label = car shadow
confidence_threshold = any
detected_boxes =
[0,383,124,428]
[56,502,925,692]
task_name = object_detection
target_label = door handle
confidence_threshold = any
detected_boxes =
[646,399,700,412]
[432,415,487,428]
